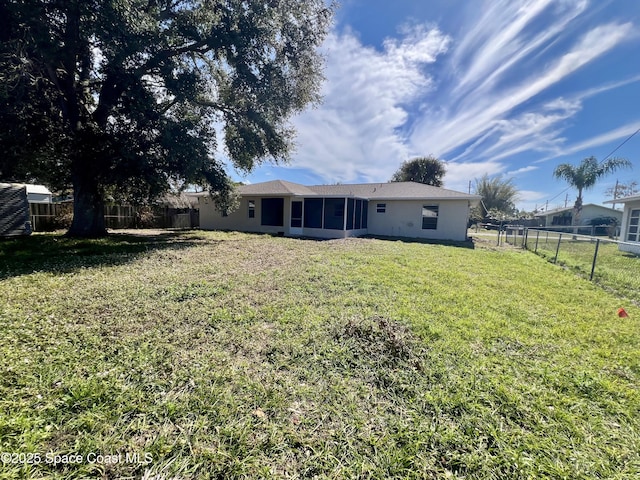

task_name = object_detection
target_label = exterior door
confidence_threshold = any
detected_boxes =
[290,200,303,235]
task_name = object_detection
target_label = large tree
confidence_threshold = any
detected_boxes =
[0,0,334,237]
[473,173,518,221]
[390,156,446,187]
[553,156,631,225]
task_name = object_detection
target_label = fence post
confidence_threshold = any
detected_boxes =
[590,238,600,281]
[554,233,562,263]
[534,230,540,253]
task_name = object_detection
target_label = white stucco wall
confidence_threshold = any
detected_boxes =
[200,195,472,242]
[199,195,290,235]
[366,199,471,241]
[618,200,640,255]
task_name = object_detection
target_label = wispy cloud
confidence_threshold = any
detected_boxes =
[537,120,640,162]
[451,0,586,97]
[507,166,539,176]
[411,19,634,160]
[281,0,638,191]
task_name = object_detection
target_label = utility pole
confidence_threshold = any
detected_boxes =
[468,180,471,194]
[564,193,568,208]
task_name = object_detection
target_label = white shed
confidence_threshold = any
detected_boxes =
[24,184,53,204]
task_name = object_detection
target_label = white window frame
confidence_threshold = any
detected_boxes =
[627,208,640,242]
[422,205,439,230]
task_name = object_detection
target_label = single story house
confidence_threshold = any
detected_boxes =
[197,180,481,241]
[604,194,640,255]
[535,203,622,228]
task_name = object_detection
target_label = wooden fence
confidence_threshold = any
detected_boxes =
[28,203,199,231]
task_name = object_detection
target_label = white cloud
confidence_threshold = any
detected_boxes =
[517,189,550,211]
[410,18,634,160]
[507,166,539,176]
[453,0,588,98]
[289,26,450,183]
[443,160,506,192]
[536,120,640,162]
[267,0,639,193]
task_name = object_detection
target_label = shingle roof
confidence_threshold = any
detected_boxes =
[604,194,640,204]
[237,180,317,196]
[195,180,481,201]
[308,182,481,200]
[1,183,52,195]
[535,203,621,217]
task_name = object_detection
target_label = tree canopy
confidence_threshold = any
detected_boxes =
[390,156,446,187]
[0,0,334,236]
[606,180,638,208]
[473,174,518,221]
[553,156,631,216]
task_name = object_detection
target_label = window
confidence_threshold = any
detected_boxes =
[422,205,439,230]
[261,198,284,226]
[324,198,345,230]
[376,203,386,213]
[291,201,302,228]
[627,209,640,242]
[248,200,255,218]
[304,198,323,228]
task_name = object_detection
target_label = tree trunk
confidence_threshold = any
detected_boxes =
[572,190,583,238]
[67,173,107,237]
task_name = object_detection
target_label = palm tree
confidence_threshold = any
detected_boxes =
[473,174,519,220]
[553,156,631,226]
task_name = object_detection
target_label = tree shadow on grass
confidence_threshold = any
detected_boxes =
[287,233,475,249]
[0,230,215,280]
[362,234,476,250]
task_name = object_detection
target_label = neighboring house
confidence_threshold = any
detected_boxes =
[197,180,481,241]
[535,204,622,228]
[604,194,640,255]
[0,183,32,236]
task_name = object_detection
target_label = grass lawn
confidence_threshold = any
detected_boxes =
[529,231,640,302]
[1,231,639,479]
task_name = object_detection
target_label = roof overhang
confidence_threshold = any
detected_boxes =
[604,195,640,204]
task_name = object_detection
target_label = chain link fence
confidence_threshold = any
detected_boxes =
[503,226,640,302]
[498,226,640,305]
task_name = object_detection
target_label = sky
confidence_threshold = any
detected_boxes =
[229,0,640,212]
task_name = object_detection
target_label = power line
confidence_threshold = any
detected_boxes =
[599,127,640,163]
[540,126,640,210]
[600,128,640,163]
